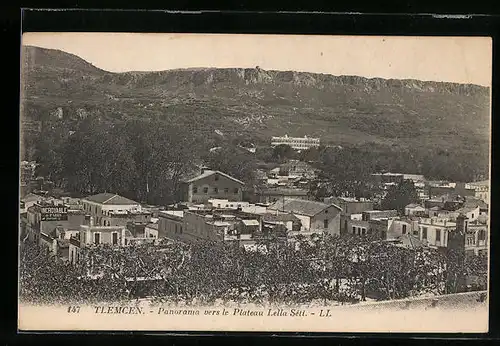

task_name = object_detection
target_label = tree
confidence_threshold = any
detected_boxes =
[381,180,419,214]
[272,144,295,162]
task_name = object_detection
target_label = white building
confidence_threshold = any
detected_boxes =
[271,135,320,151]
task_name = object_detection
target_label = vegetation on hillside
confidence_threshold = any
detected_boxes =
[20,46,490,202]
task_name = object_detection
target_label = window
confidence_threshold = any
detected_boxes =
[362,228,366,235]
[367,228,372,235]
[466,236,475,246]
[413,230,419,236]
[203,187,209,194]
[193,187,198,193]
[478,230,486,241]
[112,232,118,245]
[422,227,427,240]
[224,188,229,193]
[94,232,101,245]
[234,188,239,194]
[402,224,407,234]
[436,229,441,242]
[214,175,219,181]
[472,213,475,219]
[352,226,356,234]
[325,209,328,214]
[180,226,183,234]
[214,188,218,193]
[323,219,328,228]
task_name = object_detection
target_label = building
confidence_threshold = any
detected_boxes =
[251,187,310,204]
[278,160,318,179]
[207,199,250,210]
[448,214,488,257]
[324,196,374,215]
[157,210,185,241]
[268,198,342,235]
[428,182,475,198]
[20,193,45,211]
[342,210,399,239]
[271,135,320,151]
[404,203,427,217]
[81,193,143,226]
[466,180,489,204]
[180,169,245,203]
[144,218,159,239]
[25,202,89,244]
[79,222,127,247]
[415,217,457,248]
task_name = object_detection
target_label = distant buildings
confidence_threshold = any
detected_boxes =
[180,168,245,203]
[268,198,342,236]
[466,180,490,204]
[271,135,320,151]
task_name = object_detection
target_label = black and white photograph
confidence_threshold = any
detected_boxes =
[18,33,491,332]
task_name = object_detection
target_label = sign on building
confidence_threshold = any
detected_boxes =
[40,206,68,221]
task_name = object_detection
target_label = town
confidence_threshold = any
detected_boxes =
[19,134,489,305]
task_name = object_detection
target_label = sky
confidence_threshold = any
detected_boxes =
[22,33,492,86]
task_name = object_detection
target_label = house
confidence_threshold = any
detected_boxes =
[25,203,89,244]
[388,218,420,240]
[466,180,489,204]
[180,169,245,203]
[157,210,185,241]
[448,214,488,257]
[448,206,480,222]
[79,221,127,247]
[81,193,143,226]
[278,160,318,179]
[404,203,426,216]
[428,182,475,198]
[324,196,374,215]
[144,218,159,239]
[271,134,320,151]
[416,217,457,248]
[268,198,342,235]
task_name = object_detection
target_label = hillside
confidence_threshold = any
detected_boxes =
[20,45,490,156]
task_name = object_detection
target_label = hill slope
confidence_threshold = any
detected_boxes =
[20,45,490,156]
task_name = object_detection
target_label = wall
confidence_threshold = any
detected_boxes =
[417,221,455,247]
[100,213,151,227]
[79,226,126,246]
[309,205,341,235]
[183,211,224,242]
[144,226,158,239]
[157,214,183,240]
[184,173,244,203]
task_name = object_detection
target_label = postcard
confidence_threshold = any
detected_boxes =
[19,33,491,332]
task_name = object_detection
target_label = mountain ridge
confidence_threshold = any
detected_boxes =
[22,45,489,93]
[20,45,490,164]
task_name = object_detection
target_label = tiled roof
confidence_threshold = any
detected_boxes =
[84,193,139,205]
[269,198,341,217]
[262,212,300,223]
[183,170,245,185]
[463,197,488,209]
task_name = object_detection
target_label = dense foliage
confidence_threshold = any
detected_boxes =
[19,235,487,305]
